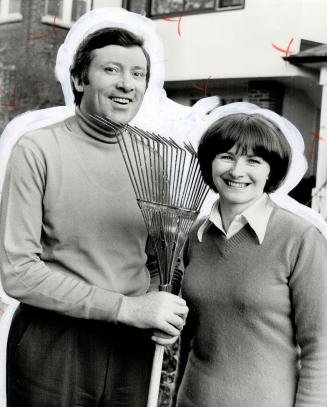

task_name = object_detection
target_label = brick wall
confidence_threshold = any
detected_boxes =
[248,81,285,114]
[0,0,67,132]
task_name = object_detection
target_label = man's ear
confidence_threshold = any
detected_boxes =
[71,76,84,92]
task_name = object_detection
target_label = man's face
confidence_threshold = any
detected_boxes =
[73,45,148,123]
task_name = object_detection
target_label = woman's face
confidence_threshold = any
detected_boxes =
[212,144,271,213]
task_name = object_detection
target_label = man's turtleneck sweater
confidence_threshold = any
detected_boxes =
[0,109,150,322]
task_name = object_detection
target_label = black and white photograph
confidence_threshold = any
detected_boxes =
[0,1,327,406]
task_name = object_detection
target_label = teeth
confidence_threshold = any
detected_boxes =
[226,180,248,188]
[110,97,130,104]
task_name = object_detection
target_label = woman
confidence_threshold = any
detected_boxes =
[171,103,327,407]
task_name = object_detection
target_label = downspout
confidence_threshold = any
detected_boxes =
[312,65,327,216]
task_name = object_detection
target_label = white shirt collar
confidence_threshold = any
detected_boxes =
[197,193,274,244]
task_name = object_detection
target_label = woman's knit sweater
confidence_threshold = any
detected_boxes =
[173,203,327,407]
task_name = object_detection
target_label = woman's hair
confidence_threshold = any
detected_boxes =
[197,112,291,193]
[70,27,151,105]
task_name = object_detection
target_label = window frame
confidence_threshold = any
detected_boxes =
[42,0,91,29]
[124,0,245,19]
[0,0,22,24]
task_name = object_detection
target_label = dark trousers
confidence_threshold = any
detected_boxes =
[7,304,154,407]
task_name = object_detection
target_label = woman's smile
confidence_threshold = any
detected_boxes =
[222,179,251,189]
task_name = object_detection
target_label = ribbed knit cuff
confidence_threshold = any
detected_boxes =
[90,287,124,323]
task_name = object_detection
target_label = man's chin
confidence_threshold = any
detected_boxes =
[103,111,136,124]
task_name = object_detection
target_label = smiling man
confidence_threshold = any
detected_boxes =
[0,26,188,407]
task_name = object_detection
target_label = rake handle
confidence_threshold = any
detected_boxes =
[146,284,171,407]
[146,343,165,407]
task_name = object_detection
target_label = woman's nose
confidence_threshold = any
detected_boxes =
[229,158,245,177]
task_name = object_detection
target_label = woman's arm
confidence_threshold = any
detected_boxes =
[289,226,327,406]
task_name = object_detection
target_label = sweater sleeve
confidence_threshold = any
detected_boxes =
[0,142,123,322]
[289,225,327,406]
[170,237,194,407]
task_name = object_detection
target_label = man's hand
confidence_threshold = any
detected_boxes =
[151,330,179,346]
[117,291,188,340]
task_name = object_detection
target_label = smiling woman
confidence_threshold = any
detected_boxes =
[170,103,327,407]
[211,146,270,229]
[197,113,291,229]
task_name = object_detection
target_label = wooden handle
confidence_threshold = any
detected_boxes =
[146,344,165,407]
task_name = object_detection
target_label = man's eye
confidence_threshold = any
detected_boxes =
[133,71,146,78]
[105,66,118,73]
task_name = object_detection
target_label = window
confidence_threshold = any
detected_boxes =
[42,0,91,28]
[125,0,244,17]
[0,63,16,110]
[218,0,243,8]
[0,0,22,23]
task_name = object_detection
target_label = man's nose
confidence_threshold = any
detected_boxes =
[229,158,245,177]
[116,72,134,92]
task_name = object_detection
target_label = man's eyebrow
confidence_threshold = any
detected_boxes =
[100,61,147,69]
[132,66,147,71]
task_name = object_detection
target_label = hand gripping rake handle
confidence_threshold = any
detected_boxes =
[146,284,171,407]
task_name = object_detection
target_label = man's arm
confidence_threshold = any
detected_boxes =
[0,140,188,334]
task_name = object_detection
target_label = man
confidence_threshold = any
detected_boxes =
[0,18,188,407]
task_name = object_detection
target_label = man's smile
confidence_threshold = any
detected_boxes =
[109,96,133,105]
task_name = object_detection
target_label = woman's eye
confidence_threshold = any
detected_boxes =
[219,154,233,160]
[248,158,261,164]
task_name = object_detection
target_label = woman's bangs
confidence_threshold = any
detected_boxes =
[223,120,274,157]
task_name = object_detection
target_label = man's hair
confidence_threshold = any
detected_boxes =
[70,27,151,105]
[197,112,291,193]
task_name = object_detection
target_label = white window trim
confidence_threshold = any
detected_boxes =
[42,0,91,29]
[0,0,22,25]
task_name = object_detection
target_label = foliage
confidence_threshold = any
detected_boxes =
[158,339,179,407]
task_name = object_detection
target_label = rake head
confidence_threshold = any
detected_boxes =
[90,114,209,290]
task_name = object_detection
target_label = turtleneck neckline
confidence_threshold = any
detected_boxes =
[74,107,119,144]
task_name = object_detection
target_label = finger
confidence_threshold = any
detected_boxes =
[151,335,179,346]
[173,302,189,313]
[163,292,187,306]
[167,314,185,331]
[152,329,172,339]
[160,321,180,337]
[175,306,189,319]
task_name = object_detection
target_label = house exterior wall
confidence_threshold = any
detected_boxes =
[153,0,327,82]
